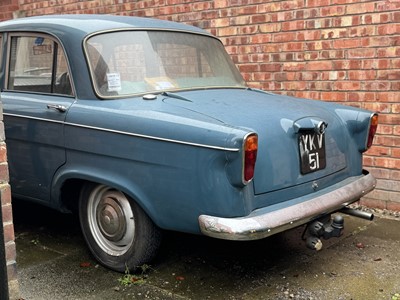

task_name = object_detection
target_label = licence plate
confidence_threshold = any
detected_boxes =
[298,131,326,174]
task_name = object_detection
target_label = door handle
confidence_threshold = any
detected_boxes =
[47,104,67,112]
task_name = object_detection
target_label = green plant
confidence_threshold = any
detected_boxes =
[138,264,152,274]
[118,264,152,286]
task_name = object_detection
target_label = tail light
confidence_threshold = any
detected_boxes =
[243,133,258,183]
[367,114,378,149]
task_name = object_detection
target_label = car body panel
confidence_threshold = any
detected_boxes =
[2,91,74,202]
[161,89,355,194]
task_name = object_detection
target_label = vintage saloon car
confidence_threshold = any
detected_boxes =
[0,15,377,272]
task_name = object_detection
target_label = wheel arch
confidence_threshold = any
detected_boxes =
[51,167,159,225]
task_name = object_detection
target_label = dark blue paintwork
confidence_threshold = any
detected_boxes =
[0,15,376,236]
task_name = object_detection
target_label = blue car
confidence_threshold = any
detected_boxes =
[0,15,378,272]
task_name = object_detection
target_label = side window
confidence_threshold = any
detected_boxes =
[8,36,72,95]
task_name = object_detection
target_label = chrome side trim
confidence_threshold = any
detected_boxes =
[199,170,376,241]
[3,113,240,152]
[65,122,240,152]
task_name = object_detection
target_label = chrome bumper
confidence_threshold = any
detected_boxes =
[198,170,376,241]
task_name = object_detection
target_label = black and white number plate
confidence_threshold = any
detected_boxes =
[298,131,326,174]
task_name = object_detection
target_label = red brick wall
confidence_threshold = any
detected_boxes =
[0,127,17,295]
[1,185,18,297]
[0,0,19,20]
[1,2,399,208]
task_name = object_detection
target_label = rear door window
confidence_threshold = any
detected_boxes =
[8,35,72,96]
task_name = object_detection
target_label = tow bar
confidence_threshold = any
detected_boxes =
[304,207,374,251]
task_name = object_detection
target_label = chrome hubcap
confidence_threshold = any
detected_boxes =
[97,197,126,242]
[87,186,135,256]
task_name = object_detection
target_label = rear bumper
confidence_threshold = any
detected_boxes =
[198,170,376,241]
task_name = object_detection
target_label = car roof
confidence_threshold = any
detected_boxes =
[0,14,210,39]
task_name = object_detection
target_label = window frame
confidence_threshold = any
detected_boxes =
[84,29,246,99]
[5,32,74,97]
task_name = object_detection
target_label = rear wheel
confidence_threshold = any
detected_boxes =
[79,183,161,272]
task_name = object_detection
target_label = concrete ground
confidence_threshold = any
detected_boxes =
[12,200,400,300]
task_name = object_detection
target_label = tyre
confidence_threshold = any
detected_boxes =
[79,183,161,272]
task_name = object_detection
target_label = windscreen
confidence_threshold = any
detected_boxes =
[85,30,246,98]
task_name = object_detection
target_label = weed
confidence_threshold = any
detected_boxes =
[138,264,152,274]
[118,264,152,286]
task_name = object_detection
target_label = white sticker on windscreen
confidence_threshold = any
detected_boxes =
[155,81,174,90]
[106,73,122,92]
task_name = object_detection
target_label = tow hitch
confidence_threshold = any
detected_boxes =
[304,207,374,251]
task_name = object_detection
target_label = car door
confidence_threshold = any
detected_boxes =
[1,33,74,203]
